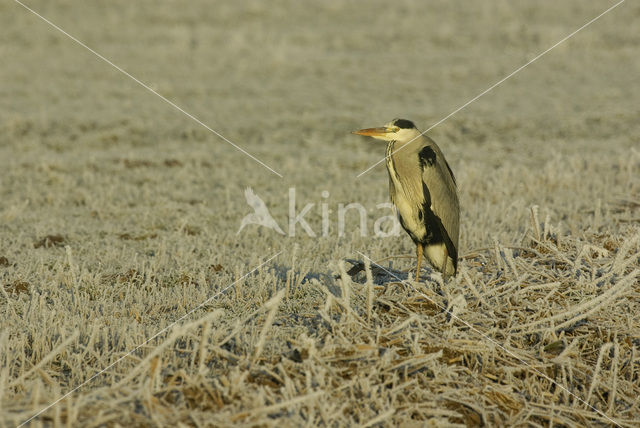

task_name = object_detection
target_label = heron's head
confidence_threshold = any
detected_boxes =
[352,118,419,142]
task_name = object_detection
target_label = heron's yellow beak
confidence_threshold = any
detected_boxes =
[352,127,392,137]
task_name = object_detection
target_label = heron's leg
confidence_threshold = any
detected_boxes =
[416,244,423,282]
[441,247,449,281]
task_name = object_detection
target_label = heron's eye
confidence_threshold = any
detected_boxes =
[391,127,400,132]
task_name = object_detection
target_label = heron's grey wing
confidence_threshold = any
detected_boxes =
[419,145,460,264]
[444,159,456,186]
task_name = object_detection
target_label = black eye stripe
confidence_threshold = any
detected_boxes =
[393,119,416,129]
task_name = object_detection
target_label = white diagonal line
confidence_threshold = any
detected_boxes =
[13,0,283,178]
[356,0,625,178]
[356,251,622,427]
[17,251,283,427]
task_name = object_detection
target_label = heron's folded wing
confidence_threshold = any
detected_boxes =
[420,147,460,264]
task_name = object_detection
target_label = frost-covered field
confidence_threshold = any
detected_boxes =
[1,0,639,426]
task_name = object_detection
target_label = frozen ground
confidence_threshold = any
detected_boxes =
[1,0,639,426]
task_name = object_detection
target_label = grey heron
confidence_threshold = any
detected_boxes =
[353,119,459,281]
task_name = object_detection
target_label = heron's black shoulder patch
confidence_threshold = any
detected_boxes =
[393,119,416,129]
[419,146,436,169]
